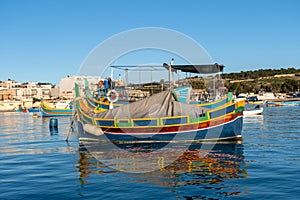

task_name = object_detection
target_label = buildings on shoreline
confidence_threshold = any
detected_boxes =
[0,76,100,110]
[1,72,299,111]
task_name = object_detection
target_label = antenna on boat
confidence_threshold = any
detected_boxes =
[110,67,114,79]
[125,68,128,86]
[169,58,174,88]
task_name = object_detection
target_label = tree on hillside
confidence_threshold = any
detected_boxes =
[280,79,298,93]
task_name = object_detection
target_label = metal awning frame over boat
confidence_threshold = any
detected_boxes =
[163,63,224,74]
[110,65,166,72]
[110,63,225,88]
[110,63,225,74]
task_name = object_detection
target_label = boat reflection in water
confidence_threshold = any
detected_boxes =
[243,114,264,127]
[77,141,248,198]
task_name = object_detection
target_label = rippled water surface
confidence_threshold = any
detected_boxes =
[0,107,299,199]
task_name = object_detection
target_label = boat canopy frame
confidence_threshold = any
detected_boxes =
[110,63,225,74]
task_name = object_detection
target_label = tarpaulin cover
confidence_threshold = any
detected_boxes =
[92,90,209,119]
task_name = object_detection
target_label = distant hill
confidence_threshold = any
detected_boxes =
[180,68,300,95]
[222,67,300,95]
[222,67,300,80]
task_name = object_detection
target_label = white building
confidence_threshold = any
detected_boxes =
[0,79,58,108]
[20,82,58,100]
[59,76,100,99]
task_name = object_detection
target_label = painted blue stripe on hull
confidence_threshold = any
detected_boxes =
[133,120,157,126]
[210,104,235,119]
[95,120,115,126]
[162,117,188,125]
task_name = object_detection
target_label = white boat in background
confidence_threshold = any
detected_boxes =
[243,104,264,116]
[53,100,72,109]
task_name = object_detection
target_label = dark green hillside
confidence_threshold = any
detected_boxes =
[221,67,300,94]
[222,67,300,80]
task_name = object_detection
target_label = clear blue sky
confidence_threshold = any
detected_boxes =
[1,0,300,84]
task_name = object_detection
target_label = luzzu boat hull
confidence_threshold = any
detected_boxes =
[76,115,243,143]
[40,101,73,117]
[74,83,245,143]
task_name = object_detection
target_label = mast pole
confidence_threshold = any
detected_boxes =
[169,58,174,89]
[125,68,128,86]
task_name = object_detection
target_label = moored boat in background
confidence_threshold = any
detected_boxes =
[266,101,300,107]
[243,104,264,116]
[40,100,73,117]
[28,108,40,112]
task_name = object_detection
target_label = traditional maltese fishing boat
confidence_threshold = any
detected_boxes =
[40,100,73,117]
[73,63,245,143]
[243,104,264,116]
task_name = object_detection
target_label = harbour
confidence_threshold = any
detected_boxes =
[1,0,300,199]
[1,64,300,199]
[0,106,299,199]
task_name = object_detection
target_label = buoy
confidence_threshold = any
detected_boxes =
[49,118,58,135]
[50,128,58,135]
[49,118,58,129]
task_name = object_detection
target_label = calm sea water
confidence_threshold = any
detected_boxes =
[0,107,299,200]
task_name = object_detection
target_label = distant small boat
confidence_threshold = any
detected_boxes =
[28,108,40,112]
[243,104,263,116]
[266,101,300,107]
[40,101,72,117]
[15,108,28,113]
[15,104,27,112]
